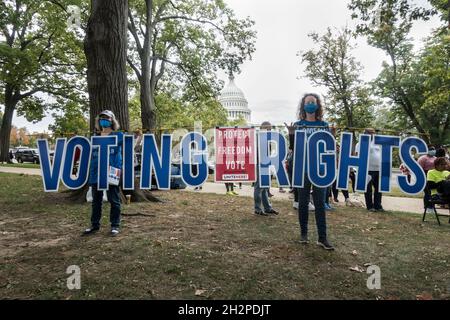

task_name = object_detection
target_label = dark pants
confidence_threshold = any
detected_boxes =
[332,180,349,200]
[349,171,356,193]
[298,177,327,240]
[423,170,432,209]
[364,171,382,210]
[91,184,121,229]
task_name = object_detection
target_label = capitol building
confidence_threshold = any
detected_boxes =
[218,75,252,124]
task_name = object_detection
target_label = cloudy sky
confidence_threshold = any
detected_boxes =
[12,0,441,132]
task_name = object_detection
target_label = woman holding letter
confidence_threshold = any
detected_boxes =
[83,110,124,237]
[286,94,334,250]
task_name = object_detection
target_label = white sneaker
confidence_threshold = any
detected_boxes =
[308,202,315,211]
[426,207,435,214]
[293,201,299,209]
[345,198,351,206]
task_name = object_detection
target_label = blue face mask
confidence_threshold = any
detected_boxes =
[428,150,436,157]
[304,103,318,114]
[99,119,112,128]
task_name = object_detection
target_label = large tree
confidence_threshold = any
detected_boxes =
[126,0,256,131]
[348,0,437,143]
[0,0,87,162]
[301,27,375,129]
[84,0,129,131]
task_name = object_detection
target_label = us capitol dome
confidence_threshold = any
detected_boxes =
[218,75,252,123]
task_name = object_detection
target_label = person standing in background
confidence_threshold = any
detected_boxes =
[253,121,279,216]
[360,128,384,212]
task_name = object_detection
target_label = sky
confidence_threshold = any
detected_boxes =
[11,0,442,132]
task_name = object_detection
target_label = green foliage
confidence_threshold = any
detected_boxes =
[48,101,89,136]
[348,0,447,143]
[301,27,375,129]
[129,92,228,131]
[127,0,256,128]
[0,0,88,117]
[226,116,247,127]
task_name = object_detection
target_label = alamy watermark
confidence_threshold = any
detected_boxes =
[366,265,381,290]
[66,265,81,290]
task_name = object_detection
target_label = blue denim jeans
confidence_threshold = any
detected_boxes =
[91,184,121,229]
[254,176,272,212]
[298,176,327,240]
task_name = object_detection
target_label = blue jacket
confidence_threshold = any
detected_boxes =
[89,131,124,185]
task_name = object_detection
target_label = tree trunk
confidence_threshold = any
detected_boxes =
[82,0,159,203]
[84,0,129,133]
[140,78,157,132]
[0,89,17,163]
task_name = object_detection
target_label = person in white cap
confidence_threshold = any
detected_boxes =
[83,110,124,237]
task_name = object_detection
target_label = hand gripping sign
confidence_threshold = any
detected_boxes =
[37,130,428,196]
[214,127,256,183]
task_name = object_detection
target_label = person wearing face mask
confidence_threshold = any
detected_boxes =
[418,146,437,214]
[285,93,334,250]
[83,110,124,237]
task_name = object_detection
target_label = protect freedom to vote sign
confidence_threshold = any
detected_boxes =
[214,127,256,182]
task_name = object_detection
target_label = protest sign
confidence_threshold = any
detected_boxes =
[214,127,256,183]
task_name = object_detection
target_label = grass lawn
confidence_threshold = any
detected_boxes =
[0,172,449,300]
[0,163,40,169]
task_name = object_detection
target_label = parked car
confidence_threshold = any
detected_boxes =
[12,146,30,157]
[15,149,40,164]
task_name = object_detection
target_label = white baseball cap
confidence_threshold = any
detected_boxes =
[99,110,115,118]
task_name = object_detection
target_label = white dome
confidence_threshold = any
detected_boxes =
[219,75,252,123]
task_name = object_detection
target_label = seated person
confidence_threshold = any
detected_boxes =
[427,157,450,202]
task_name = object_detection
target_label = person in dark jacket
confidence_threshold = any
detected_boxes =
[83,110,124,237]
[285,93,334,250]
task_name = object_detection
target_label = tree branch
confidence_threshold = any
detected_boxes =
[154,15,225,33]
[127,57,142,81]
[128,8,143,56]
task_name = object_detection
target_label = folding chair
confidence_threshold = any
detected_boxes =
[422,196,450,226]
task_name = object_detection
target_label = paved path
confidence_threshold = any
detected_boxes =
[0,166,41,176]
[184,182,426,215]
[0,165,429,215]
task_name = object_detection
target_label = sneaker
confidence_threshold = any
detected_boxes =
[110,228,120,236]
[317,239,335,250]
[375,208,385,212]
[308,202,315,211]
[345,198,351,206]
[293,201,299,209]
[368,208,376,212]
[254,210,268,216]
[426,207,435,214]
[268,192,274,198]
[231,191,239,196]
[279,188,286,193]
[299,235,309,244]
[333,198,339,203]
[226,191,234,196]
[324,203,335,211]
[83,227,99,235]
[265,208,279,215]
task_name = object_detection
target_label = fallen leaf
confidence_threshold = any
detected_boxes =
[195,289,206,296]
[349,266,364,273]
[416,293,433,300]
[351,250,358,256]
